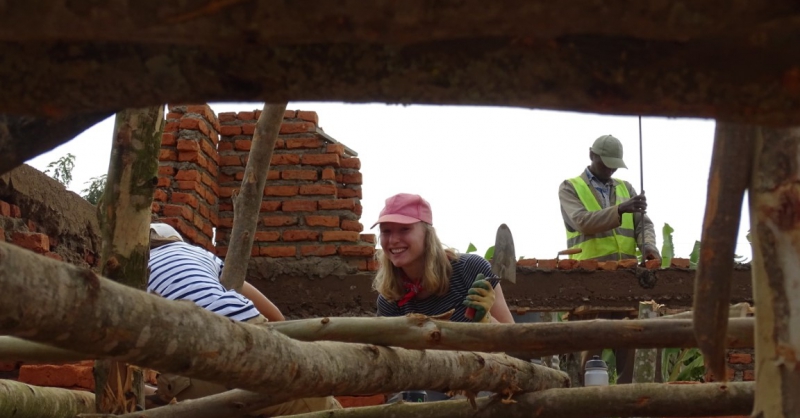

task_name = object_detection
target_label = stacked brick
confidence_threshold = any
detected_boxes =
[214,109,376,271]
[705,349,755,383]
[15,361,95,392]
[0,180,101,387]
[153,105,220,252]
[0,197,97,266]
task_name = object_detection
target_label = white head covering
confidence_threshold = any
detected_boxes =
[150,223,184,241]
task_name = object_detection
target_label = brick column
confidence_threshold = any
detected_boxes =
[215,109,376,272]
[154,105,220,252]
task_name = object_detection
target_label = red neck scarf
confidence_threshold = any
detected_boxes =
[397,274,422,307]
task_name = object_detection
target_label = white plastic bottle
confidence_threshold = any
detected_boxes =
[584,355,609,386]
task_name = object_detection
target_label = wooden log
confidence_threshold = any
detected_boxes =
[1,36,800,125]
[268,314,755,356]
[748,125,800,418]
[0,379,95,417]
[0,112,110,176]
[0,242,569,401]
[0,337,87,363]
[693,122,755,381]
[1,1,796,46]
[631,301,659,418]
[660,302,752,320]
[93,106,163,414]
[84,389,309,418]
[284,382,754,418]
[0,313,754,365]
[219,103,286,291]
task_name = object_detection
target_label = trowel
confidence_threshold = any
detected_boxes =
[465,223,516,320]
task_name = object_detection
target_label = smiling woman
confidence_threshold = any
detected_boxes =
[371,193,514,324]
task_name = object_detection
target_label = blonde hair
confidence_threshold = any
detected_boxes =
[373,223,459,301]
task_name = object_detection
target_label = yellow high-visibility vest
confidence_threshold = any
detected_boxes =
[565,177,636,260]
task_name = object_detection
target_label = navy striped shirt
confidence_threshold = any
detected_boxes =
[376,253,499,322]
[148,242,260,322]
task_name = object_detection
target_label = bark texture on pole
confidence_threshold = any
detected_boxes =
[0,242,569,399]
[632,301,659,388]
[693,122,755,381]
[661,302,752,320]
[94,106,163,414]
[0,336,88,363]
[1,36,800,125]
[286,382,754,418]
[0,1,795,46]
[219,103,287,291]
[0,379,95,417]
[91,389,291,418]
[268,314,755,356]
[749,125,800,418]
[0,112,110,176]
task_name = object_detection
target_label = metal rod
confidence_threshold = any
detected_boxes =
[639,115,644,192]
[637,115,646,266]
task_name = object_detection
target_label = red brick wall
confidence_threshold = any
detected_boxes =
[153,104,220,251]
[153,104,377,271]
[0,165,101,268]
[705,349,755,383]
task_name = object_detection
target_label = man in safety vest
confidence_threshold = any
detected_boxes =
[558,134,661,385]
[559,134,660,262]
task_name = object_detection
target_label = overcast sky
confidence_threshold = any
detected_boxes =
[26,103,753,262]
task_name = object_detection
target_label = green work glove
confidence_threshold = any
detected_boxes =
[463,273,496,323]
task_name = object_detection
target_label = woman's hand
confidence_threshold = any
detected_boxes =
[463,274,496,323]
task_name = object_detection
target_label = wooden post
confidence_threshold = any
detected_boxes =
[94,106,163,413]
[218,103,287,291]
[749,125,800,418]
[632,301,660,418]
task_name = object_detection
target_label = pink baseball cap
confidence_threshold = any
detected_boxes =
[371,193,433,229]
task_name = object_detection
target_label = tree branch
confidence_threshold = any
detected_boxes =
[83,389,290,418]
[94,106,163,413]
[219,103,286,291]
[285,382,754,418]
[0,112,111,176]
[0,336,87,363]
[0,242,569,401]
[0,314,755,365]
[660,302,752,320]
[693,122,756,381]
[0,379,95,417]
[268,314,754,357]
[632,301,659,385]
[0,1,796,46]
[1,37,800,125]
[748,125,800,417]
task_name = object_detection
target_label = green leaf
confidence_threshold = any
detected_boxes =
[676,352,705,381]
[689,240,701,269]
[466,243,477,254]
[668,348,692,381]
[44,153,76,187]
[81,174,107,205]
[660,348,680,382]
[601,349,618,384]
[661,223,675,268]
[484,245,495,261]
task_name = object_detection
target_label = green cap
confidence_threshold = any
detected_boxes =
[591,135,627,169]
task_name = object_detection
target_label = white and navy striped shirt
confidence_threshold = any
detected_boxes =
[377,253,499,323]
[148,242,260,322]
